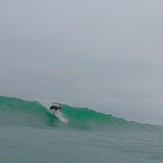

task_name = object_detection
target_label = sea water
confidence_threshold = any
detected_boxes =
[0,96,163,163]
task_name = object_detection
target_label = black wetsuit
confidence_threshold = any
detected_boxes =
[50,105,61,111]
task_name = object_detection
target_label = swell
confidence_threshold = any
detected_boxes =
[0,96,162,131]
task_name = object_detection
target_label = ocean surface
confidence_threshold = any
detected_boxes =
[0,96,163,163]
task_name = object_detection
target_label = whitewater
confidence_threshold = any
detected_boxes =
[0,96,163,163]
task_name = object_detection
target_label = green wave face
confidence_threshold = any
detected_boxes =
[0,96,161,131]
[0,96,58,128]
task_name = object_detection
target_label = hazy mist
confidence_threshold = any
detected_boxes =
[1,0,163,125]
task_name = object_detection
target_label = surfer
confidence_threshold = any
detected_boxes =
[50,104,68,123]
[50,104,62,111]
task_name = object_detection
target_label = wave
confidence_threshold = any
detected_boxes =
[0,96,162,131]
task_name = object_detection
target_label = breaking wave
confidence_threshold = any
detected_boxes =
[0,96,162,131]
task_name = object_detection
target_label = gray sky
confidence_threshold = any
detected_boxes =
[1,0,163,125]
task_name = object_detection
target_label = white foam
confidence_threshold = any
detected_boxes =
[54,110,68,123]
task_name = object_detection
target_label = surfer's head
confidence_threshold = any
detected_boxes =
[50,104,61,110]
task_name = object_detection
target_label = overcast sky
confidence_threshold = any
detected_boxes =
[0,0,163,125]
